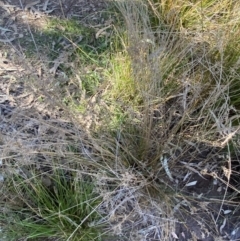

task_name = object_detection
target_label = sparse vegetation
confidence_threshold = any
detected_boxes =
[1,0,240,240]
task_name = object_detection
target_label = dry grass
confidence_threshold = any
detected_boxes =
[1,0,240,240]
[103,0,240,239]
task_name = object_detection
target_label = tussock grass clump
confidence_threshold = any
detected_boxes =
[0,105,107,240]
[112,0,240,166]
[1,0,240,240]
[100,0,240,239]
[1,168,102,241]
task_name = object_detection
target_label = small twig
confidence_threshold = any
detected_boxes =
[63,0,76,15]
[161,155,173,181]
[215,145,231,224]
